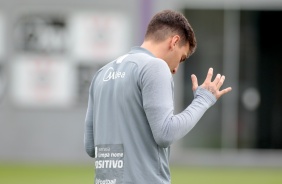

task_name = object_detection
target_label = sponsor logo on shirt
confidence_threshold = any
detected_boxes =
[95,144,124,183]
[96,178,116,184]
[103,67,125,82]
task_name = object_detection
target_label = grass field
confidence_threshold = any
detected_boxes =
[1,164,282,184]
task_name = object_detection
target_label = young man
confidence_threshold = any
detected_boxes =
[84,9,232,184]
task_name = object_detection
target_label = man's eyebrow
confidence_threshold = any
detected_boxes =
[181,55,187,63]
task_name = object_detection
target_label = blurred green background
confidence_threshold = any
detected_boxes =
[1,164,282,184]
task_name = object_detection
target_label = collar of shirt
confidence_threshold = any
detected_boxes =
[128,46,156,57]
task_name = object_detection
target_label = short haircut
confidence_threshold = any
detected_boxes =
[145,9,197,56]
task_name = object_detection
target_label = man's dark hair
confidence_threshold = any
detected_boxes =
[145,9,197,56]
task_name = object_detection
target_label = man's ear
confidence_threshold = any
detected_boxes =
[170,35,180,49]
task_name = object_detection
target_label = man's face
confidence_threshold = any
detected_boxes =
[166,42,190,74]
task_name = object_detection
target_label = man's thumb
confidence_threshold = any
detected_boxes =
[191,74,198,91]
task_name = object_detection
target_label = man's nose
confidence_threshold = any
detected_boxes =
[172,65,179,74]
[172,68,177,74]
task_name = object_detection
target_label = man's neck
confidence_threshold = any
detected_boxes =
[140,41,167,60]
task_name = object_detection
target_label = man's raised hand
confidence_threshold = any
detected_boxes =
[191,68,232,99]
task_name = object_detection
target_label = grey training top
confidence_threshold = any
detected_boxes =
[84,46,216,184]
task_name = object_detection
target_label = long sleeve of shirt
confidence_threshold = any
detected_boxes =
[141,59,216,148]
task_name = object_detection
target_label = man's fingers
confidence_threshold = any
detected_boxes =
[205,68,213,82]
[197,67,232,99]
[216,75,225,89]
[191,74,198,91]
[218,87,232,98]
[213,73,221,85]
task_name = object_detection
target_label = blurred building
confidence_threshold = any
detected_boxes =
[0,0,282,166]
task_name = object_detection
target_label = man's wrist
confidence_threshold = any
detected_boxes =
[194,86,217,106]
